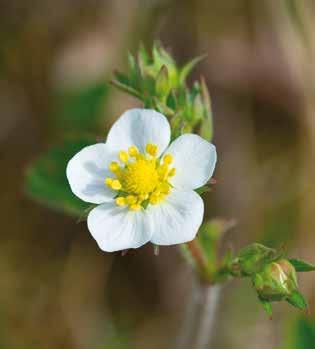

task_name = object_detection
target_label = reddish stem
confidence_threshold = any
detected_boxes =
[187,239,208,271]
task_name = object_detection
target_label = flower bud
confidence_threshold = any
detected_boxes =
[234,243,279,276]
[253,259,298,302]
[155,65,170,98]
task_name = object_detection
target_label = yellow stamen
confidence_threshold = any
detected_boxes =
[146,143,158,157]
[109,161,120,173]
[168,168,176,177]
[116,197,126,206]
[149,194,159,205]
[163,154,173,165]
[138,193,149,201]
[128,145,139,157]
[105,178,113,186]
[126,195,137,205]
[104,143,176,211]
[160,182,171,193]
[119,151,129,163]
[130,203,141,211]
[111,179,122,190]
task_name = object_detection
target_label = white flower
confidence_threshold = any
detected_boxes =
[66,109,217,252]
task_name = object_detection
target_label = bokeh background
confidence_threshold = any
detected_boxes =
[1,1,315,348]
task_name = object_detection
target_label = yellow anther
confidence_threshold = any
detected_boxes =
[138,193,149,201]
[109,161,120,173]
[106,143,176,209]
[158,164,169,180]
[163,154,173,165]
[149,194,159,205]
[160,182,170,194]
[130,203,141,211]
[146,143,158,157]
[126,195,137,205]
[111,179,122,190]
[105,178,113,187]
[116,197,126,206]
[168,168,176,177]
[119,151,129,163]
[128,145,139,157]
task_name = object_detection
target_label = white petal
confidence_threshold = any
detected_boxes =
[87,202,153,252]
[106,108,171,156]
[66,143,116,204]
[165,134,217,190]
[148,189,204,245]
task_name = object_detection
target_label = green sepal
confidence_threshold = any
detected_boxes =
[155,65,170,98]
[289,258,315,272]
[287,291,308,311]
[199,77,213,141]
[235,243,281,276]
[179,54,206,85]
[110,79,141,99]
[195,184,211,195]
[258,297,273,317]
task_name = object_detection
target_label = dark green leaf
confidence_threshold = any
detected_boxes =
[25,137,95,217]
[289,258,315,272]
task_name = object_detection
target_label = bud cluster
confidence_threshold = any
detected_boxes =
[229,244,314,315]
[111,43,212,140]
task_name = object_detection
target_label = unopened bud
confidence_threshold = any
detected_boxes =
[253,259,298,302]
[234,243,279,276]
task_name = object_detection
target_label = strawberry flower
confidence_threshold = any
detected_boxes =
[66,109,217,252]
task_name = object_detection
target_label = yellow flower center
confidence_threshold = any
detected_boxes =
[105,143,176,211]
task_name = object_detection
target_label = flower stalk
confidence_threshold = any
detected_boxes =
[109,42,315,345]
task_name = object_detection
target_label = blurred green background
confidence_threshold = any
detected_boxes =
[1,1,315,348]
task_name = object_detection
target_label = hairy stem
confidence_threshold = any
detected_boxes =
[176,279,221,349]
[194,284,221,349]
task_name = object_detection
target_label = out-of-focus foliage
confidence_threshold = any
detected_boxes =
[283,316,315,349]
[25,137,95,217]
[25,79,109,216]
[51,81,109,137]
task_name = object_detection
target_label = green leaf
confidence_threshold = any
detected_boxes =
[25,137,95,217]
[287,291,308,311]
[289,258,315,272]
[52,81,109,136]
